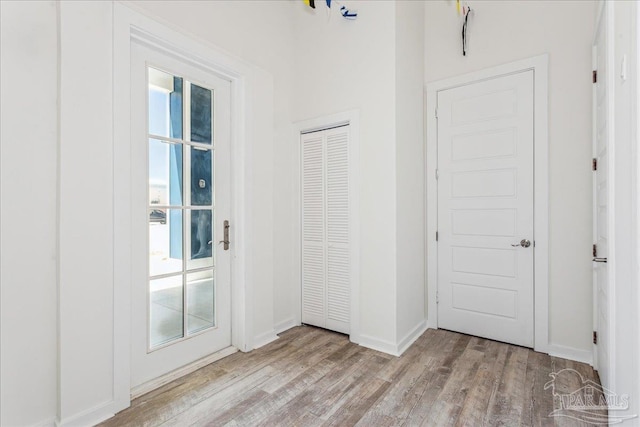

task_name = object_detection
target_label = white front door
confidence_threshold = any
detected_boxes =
[131,42,232,388]
[437,70,535,347]
[592,3,612,389]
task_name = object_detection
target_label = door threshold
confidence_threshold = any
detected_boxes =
[131,346,238,399]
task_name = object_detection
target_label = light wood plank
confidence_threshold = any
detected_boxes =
[100,326,604,427]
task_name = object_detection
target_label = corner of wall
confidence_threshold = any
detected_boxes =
[396,319,428,356]
[360,318,428,357]
[274,317,299,335]
[253,330,279,350]
[394,0,427,346]
[547,343,594,366]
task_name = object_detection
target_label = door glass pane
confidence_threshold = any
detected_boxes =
[148,68,183,139]
[149,139,183,206]
[146,65,219,350]
[190,147,212,206]
[188,209,214,270]
[187,270,215,334]
[150,275,183,348]
[149,208,183,277]
[190,84,212,144]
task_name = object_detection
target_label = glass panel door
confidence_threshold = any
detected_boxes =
[131,41,232,389]
[147,67,216,350]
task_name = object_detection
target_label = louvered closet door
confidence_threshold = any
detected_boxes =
[325,127,350,333]
[302,132,325,328]
[301,126,350,334]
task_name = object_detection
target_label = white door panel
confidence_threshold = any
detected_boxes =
[451,168,517,198]
[131,42,232,388]
[301,126,350,335]
[437,70,534,347]
[592,3,611,390]
[325,129,350,331]
[302,133,326,328]
[451,208,517,237]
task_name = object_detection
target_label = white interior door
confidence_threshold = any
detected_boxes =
[301,126,350,335]
[131,42,232,388]
[437,70,535,347]
[592,4,612,389]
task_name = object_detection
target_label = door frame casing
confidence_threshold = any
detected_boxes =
[292,110,361,344]
[591,0,614,378]
[425,54,549,353]
[113,3,258,414]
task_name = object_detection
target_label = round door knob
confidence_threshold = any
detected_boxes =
[511,239,532,248]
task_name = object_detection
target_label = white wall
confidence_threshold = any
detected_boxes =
[395,1,427,344]
[290,1,428,352]
[424,0,597,355]
[292,1,400,347]
[0,2,59,426]
[58,2,115,423]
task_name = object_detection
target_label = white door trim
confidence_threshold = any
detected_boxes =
[113,3,257,414]
[592,0,614,378]
[426,54,549,353]
[292,110,361,344]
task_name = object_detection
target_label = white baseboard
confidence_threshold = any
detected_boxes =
[397,320,428,356]
[420,317,592,366]
[359,334,400,356]
[253,330,279,349]
[29,417,56,427]
[547,343,593,366]
[358,320,429,357]
[274,317,299,335]
[131,346,238,399]
[55,400,114,427]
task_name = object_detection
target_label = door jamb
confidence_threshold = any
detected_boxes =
[425,54,549,353]
[591,0,604,372]
[292,110,361,345]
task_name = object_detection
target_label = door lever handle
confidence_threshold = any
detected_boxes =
[218,220,230,251]
[593,257,607,263]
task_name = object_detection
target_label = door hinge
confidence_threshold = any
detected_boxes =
[593,244,597,257]
[436,231,439,241]
[593,331,598,345]
[435,108,438,119]
[435,169,439,180]
[593,70,597,83]
[592,158,597,171]
[436,291,439,304]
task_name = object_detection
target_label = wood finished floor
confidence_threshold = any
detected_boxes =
[101,326,605,427]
